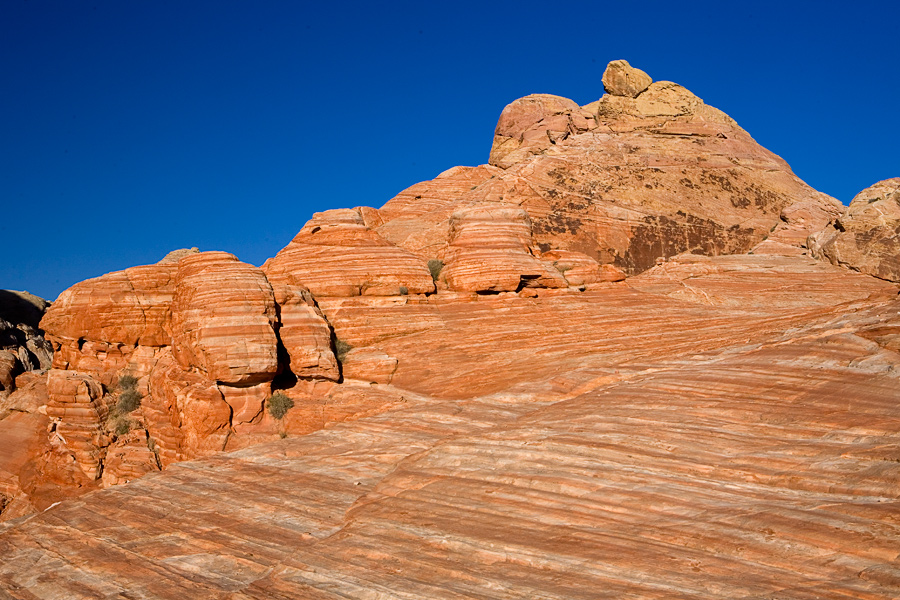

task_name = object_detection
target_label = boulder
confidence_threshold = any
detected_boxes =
[488,94,597,169]
[602,59,652,98]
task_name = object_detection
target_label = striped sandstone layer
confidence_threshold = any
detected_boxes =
[263,208,435,297]
[0,256,897,598]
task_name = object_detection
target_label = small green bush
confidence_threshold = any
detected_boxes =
[398,286,408,295]
[267,392,294,420]
[114,418,132,436]
[334,339,352,362]
[118,374,139,391]
[427,259,444,282]
[118,389,142,413]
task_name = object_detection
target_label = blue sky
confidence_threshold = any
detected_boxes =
[2,0,898,300]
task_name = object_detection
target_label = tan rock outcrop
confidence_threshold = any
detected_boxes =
[441,205,567,292]
[169,251,279,385]
[809,178,900,282]
[602,59,653,97]
[264,208,435,297]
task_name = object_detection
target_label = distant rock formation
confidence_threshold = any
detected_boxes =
[809,178,900,282]
[0,290,52,396]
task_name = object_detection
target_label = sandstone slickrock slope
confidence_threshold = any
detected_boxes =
[0,259,898,598]
[1,59,899,598]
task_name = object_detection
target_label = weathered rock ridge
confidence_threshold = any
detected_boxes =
[1,59,899,598]
[809,177,900,282]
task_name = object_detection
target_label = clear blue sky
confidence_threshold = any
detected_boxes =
[2,0,898,301]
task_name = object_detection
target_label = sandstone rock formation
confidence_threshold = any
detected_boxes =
[6,250,351,515]
[441,205,567,292]
[263,208,435,297]
[2,59,899,597]
[1,256,898,598]
[809,177,900,282]
[378,61,843,276]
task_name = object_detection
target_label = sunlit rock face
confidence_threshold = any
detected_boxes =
[14,249,343,510]
[2,253,899,597]
[440,204,567,292]
[378,60,842,276]
[2,59,900,599]
[263,207,435,297]
[809,177,900,283]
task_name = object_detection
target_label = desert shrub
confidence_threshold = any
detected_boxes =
[334,338,352,362]
[118,374,139,391]
[427,259,444,281]
[114,418,132,436]
[117,389,141,413]
[398,286,408,295]
[267,392,294,420]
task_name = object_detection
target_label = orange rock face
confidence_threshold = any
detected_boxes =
[271,283,340,381]
[263,208,435,297]
[5,249,345,513]
[441,205,567,292]
[809,177,900,282]
[1,256,898,597]
[169,251,279,385]
[378,62,841,276]
[2,59,900,597]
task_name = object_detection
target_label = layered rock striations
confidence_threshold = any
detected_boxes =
[0,257,898,598]
[809,177,900,282]
[1,59,899,597]
[440,205,567,292]
[263,207,435,297]
[6,250,351,515]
